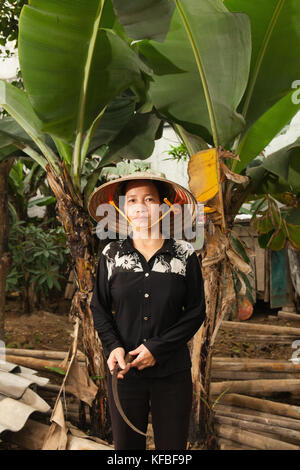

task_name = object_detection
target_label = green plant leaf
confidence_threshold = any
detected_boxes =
[45,366,66,375]
[285,205,300,226]
[91,375,104,381]
[285,223,300,250]
[267,227,286,251]
[258,230,274,249]
[0,144,19,162]
[99,111,162,167]
[0,115,34,148]
[0,80,59,171]
[235,90,300,173]
[18,0,150,142]
[224,0,300,130]
[246,142,300,197]
[253,214,274,234]
[111,0,175,42]
[230,233,250,264]
[138,0,251,147]
[86,92,137,155]
[259,139,300,196]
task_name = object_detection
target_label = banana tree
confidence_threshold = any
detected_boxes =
[0,0,169,440]
[245,138,300,252]
[2,0,300,449]
[111,0,300,448]
[0,157,14,342]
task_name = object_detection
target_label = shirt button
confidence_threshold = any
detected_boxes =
[145,273,149,277]
[144,316,148,321]
[144,293,149,298]
[143,338,147,342]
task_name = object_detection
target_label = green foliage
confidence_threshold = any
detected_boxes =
[0,70,24,118]
[137,0,251,147]
[6,220,70,296]
[1,0,299,239]
[111,0,175,42]
[7,159,55,222]
[164,143,188,162]
[45,366,66,376]
[91,375,104,382]
[249,195,300,251]
[0,0,27,54]
[18,0,150,142]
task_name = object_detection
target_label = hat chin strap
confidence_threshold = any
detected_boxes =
[108,197,182,231]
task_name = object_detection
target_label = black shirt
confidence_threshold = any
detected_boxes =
[90,234,206,378]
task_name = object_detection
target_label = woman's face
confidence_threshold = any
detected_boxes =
[123,181,162,232]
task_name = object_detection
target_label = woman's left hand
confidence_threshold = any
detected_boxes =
[128,344,156,370]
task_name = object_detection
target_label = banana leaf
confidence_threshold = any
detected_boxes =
[18,0,151,142]
[111,0,175,42]
[235,90,300,173]
[225,0,300,129]
[225,0,300,172]
[98,110,162,167]
[246,139,300,196]
[137,0,251,148]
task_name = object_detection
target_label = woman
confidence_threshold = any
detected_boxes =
[88,172,206,450]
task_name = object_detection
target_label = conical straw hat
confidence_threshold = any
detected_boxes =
[88,171,199,240]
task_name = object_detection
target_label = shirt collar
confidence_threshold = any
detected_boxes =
[119,234,176,257]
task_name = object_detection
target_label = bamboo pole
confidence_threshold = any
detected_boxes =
[217,334,299,344]
[213,357,291,362]
[38,383,70,394]
[221,321,300,336]
[214,423,300,450]
[0,348,86,361]
[214,404,300,431]
[211,378,300,396]
[212,370,300,380]
[217,393,300,420]
[5,355,63,372]
[278,312,300,321]
[212,359,300,372]
[214,415,300,445]
[216,437,255,450]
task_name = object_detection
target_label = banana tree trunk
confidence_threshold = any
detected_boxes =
[189,224,236,449]
[46,161,111,441]
[0,159,14,342]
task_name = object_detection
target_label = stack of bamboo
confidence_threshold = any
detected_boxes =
[211,320,300,450]
[0,347,88,424]
[1,347,86,371]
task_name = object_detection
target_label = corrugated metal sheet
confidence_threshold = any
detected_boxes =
[0,359,51,435]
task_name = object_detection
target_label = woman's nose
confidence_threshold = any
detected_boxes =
[134,203,148,214]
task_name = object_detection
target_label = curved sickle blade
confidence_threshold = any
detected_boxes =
[112,355,147,437]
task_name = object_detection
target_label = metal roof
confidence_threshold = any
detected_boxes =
[0,359,51,435]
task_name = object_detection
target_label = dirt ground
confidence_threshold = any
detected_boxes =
[4,294,299,361]
[2,293,300,450]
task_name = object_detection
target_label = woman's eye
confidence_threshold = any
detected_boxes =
[127,197,153,203]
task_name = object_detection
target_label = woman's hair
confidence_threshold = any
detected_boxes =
[115,179,171,209]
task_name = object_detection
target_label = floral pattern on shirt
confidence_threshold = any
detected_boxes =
[102,238,194,280]
[115,251,144,272]
[152,240,192,276]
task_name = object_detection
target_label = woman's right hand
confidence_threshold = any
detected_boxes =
[107,347,131,379]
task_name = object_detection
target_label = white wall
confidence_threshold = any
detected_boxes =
[265,111,300,156]
[0,42,19,80]
[144,125,189,189]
